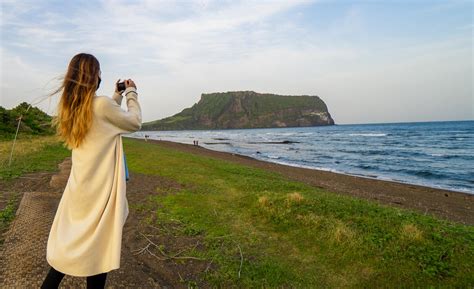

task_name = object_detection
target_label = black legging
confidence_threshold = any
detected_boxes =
[41,266,107,289]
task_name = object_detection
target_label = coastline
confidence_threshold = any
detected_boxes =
[127,137,474,225]
[134,121,474,194]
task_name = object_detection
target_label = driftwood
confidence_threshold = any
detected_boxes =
[132,231,206,261]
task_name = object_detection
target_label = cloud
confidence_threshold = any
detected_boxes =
[1,0,472,124]
[1,0,316,108]
[3,0,311,58]
[0,47,61,113]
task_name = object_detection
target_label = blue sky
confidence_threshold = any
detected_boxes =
[0,0,472,124]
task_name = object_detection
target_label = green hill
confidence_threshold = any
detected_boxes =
[0,102,55,139]
[141,91,335,131]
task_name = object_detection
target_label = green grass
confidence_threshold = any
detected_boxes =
[0,134,71,246]
[123,137,474,288]
[0,134,471,287]
[0,199,17,223]
[0,134,71,180]
[0,194,20,246]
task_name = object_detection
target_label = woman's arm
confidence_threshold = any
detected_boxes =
[101,86,142,133]
[112,91,123,105]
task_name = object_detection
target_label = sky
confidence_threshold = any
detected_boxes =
[0,0,472,125]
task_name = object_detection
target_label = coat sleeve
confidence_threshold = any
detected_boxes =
[112,91,123,105]
[101,87,142,134]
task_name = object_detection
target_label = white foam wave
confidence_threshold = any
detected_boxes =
[267,160,342,174]
[266,154,281,159]
[349,133,387,137]
[265,132,297,136]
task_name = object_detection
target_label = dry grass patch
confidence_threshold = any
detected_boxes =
[331,220,356,244]
[400,223,423,241]
[285,192,304,206]
[360,265,375,279]
[258,195,270,207]
[296,213,324,227]
[0,135,61,167]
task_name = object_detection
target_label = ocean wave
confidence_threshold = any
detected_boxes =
[128,121,474,194]
[270,160,342,174]
[248,140,300,144]
[447,186,474,193]
[364,150,393,156]
[446,136,468,141]
[347,172,379,179]
[429,153,445,157]
[203,142,232,145]
[376,175,404,182]
[265,132,296,136]
[428,153,472,160]
[408,170,447,179]
[266,154,281,159]
[338,149,391,156]
[349,133,388,137]
[355,164,379,170]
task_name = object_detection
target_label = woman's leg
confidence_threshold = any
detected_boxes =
[86,272,108,289]
[41,266,66,289]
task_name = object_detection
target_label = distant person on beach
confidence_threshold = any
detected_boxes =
[41,53,142,288]
[144,134,149,141]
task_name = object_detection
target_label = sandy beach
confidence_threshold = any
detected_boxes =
[137,138,474,225]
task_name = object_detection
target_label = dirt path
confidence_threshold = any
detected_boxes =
[0,157,210,288]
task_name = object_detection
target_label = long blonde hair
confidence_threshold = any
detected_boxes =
[51,53,101,150]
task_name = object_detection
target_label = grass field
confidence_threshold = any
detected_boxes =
[0,134,71,180]
[0,134,472,287]
[123,137,473,288]
[0,134,71,245]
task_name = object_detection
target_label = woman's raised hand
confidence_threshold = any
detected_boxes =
[125,79,137,90]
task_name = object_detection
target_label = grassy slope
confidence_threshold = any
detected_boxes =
[123,137,473,288]
[0,134,472,287]
[0,135,71,179]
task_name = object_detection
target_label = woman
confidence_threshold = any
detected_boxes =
[41,53,142,288]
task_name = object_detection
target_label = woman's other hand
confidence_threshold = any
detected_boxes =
[115,79,123,94]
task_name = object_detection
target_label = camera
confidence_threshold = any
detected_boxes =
[116,81,126,92]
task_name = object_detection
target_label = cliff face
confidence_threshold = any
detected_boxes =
[141,91,335,131]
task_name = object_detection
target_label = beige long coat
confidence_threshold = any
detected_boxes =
[46,87,142,276]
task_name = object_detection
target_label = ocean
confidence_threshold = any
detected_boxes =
[128,120,474,194]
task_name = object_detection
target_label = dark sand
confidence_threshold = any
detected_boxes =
[134,138,474,226]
